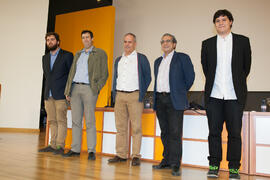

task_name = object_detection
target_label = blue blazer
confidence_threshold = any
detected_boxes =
[42,49,73,100]
[112,53,152,102]
[153,51,195,110]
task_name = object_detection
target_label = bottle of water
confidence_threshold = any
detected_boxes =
[261,99,267,112]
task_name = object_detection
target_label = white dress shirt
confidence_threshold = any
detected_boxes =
[210,32,237,100]
[156,50,174,93]
[116,50,139,91]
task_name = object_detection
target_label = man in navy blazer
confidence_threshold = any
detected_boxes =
[39,32,73,154]
[108,33,151,166]
[152,33,195,176]
[201,10,251,179]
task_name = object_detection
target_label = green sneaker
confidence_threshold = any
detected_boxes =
[229,168,240,179]
[207,165,219,178]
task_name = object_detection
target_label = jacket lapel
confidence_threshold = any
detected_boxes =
[87,46,97,64]
[51,49,62,72]
[212,36,217,70]
[155,57,162,78]
[231,33,238,70]
[45,53,51,73]
[169,51,177,71]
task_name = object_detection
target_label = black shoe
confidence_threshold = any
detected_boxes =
[229,169,240,179]
[53,147,64,155]
[171,166,181,176]
[207,165,219,178]
[38,146,55,152]
[108,156,127,163]
[88,152,96,160]
[152,163,171,169]
[62,150,80,157]
[131,157,140,166]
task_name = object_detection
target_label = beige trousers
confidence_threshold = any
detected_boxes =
[114,91,144,159]
[70,84,98,153]
[45,97,68,149]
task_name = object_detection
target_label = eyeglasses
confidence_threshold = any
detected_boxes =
[160,40,173,44]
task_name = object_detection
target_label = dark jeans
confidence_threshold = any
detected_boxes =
[206,97,243,169]
[156,93,184,168]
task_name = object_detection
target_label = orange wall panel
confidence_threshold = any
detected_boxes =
[95,111,103,132]
[141,113,155,136]
[65,129,72,149]
[96,132,102,153]
[55,6,115,107]
[154,137,164,161]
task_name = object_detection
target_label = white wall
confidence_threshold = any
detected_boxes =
[0,0,49,129]
[113,0,270,91]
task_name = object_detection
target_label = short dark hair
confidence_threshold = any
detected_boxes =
[81,30,93,38]
[45,32,60,41]
[124,33,136,42]
[162,33,177,44]
[213,9,234,27]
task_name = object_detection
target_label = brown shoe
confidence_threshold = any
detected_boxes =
[131,157,140,166]
[108,156,127,163]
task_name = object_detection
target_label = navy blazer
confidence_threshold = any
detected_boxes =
[153,51,195,110]
[201,33,251,106]
[112,53,152,102]
[42,49,73,100]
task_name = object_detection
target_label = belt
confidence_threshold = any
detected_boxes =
[73,82,90,85]
[117,90,139,93]
[157,92,170,96]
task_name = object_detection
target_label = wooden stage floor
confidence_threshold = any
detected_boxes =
[0,130,269,180]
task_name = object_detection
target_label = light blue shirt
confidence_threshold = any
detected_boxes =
[73,46,93,84]
[49,48,60,97]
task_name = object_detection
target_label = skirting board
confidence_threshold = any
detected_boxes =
[0,128,40,133]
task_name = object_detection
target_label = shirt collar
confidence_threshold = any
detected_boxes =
[217,32,232,41]
[162,50,175,59]
[50,48,60,56]
[81,46,94,54]
[122,50,137,58]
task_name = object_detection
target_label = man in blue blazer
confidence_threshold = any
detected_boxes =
[108,33,151,166]
[152,33,195,176]
[39,32,73,154]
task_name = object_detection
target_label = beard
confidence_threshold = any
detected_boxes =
[47,43,58,51]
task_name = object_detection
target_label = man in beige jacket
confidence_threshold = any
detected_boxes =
[63,30,108,160]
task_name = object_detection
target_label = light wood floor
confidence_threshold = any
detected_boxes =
[0,130,269,180]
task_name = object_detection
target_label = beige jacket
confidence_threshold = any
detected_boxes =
[64,46,108,96]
